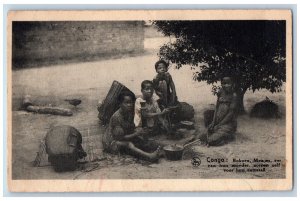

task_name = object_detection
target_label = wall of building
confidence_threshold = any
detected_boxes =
[12,21,145,68]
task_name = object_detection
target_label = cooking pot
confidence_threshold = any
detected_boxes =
[163,139,201,161]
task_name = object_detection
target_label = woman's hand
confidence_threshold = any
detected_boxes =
[162,108,171,115]
[208,123,214,132]
[135,127,146,136]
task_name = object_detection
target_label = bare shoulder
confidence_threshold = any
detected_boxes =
[111,110,122,121]
[165,72,172,79]
[165,72,171,76]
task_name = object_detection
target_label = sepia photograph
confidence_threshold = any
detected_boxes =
[7,10,293,192]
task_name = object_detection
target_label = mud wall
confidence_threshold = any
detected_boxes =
[12,21,145,68]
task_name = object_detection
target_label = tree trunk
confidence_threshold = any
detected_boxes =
[236,89,246,115]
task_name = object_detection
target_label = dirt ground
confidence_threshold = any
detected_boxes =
[11,37,286,180]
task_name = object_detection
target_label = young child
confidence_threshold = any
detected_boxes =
[134,80,171,135]
[199,77,238,146]
[102,91,160,162]
[152,60,178,109]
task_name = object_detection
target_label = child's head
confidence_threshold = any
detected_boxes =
[141,80,154,100]
[221,77,233,93]
[155,60,169,74]
[118,91,136,112]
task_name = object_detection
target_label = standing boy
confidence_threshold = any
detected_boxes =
[152,60,178,109]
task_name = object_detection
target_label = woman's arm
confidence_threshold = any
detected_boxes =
[113,126,143,141]
[123,129,143,140]
[214,93,238,128]
[208,100,219,132]
[169,76,177,95]
[211,101,219,126]
[153,76,163,98]
[166,73,177,102]
[142,108,170,118]
[209,91,222,128]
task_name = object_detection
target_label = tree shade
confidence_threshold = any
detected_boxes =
[153,20,286,113]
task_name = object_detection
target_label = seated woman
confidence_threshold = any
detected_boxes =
[199,77,238,146]
[102,91,160,162]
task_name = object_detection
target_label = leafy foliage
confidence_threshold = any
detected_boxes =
[153,21,286,95]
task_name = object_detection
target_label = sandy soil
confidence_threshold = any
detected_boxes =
[11,37,286,179]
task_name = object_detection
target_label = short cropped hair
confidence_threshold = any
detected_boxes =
[154,60,169,70]
[221,77,234,84]
[118,90,136,104]
[141,80,153,90]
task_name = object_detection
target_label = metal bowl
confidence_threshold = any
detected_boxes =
[180,121,195,129]
[163,144,184,161]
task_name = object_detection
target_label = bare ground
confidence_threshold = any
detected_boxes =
[11,38,286,180]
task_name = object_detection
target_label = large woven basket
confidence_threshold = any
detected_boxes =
[98,80,135,125]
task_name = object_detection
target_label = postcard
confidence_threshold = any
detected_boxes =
[7,10,293,192]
